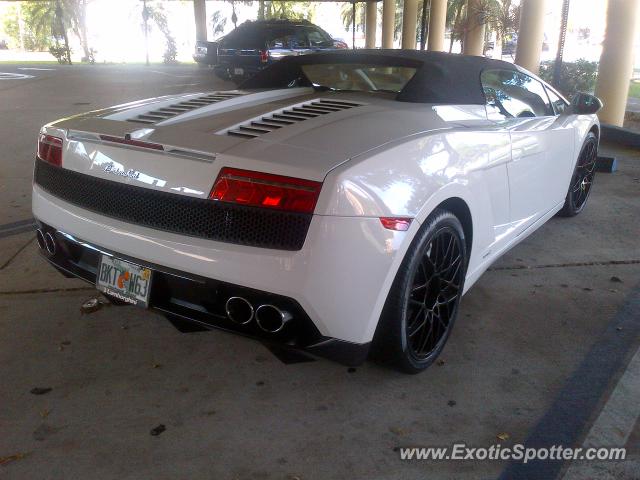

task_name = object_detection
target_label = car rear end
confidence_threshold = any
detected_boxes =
[31,90,420,366]
[215,22,339,80]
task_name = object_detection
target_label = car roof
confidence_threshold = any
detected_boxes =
[242,49,525,105]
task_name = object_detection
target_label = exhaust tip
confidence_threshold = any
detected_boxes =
[256,305,292,333]
[225,297,254,325]
[44,232,56,256]
[36,229,46,250]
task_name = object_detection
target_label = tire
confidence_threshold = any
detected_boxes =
[371,209,468,374]
[558,132,598,217]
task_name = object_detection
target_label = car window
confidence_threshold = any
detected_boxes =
[266,28,297,49]
[220,27,263,49]
[301,63,417,93]
[481,70,553,118]
[304,27,333,47]
[545,87,568,115]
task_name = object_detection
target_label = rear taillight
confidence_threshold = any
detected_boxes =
[380,217,413,231]
[260,49,269,63]
[210,167,322,214]
[37,134,63,167]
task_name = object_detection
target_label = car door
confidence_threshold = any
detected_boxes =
[481,69,575,233]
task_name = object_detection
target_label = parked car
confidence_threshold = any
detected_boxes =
[193,19,346,81]
[32,51,601,373]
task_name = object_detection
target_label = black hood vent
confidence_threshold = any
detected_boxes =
[225,99,363,139]
[126,92,244,125]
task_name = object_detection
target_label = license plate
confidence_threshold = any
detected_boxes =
[96,255,152,307]
[233,67,244,75]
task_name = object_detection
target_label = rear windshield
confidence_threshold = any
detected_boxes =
[301,63,417,93]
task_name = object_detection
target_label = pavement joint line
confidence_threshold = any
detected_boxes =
[0,286,94,295]
[0,236,35,270]
[498,281,640,480]
[561,344,640,479]
[0,218,36,239]
[489,259,640,271]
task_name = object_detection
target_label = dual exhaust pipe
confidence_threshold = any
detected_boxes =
[36,229,57,256]
[225,296,292,333]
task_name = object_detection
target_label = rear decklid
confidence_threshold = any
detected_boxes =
[43,88,455,200]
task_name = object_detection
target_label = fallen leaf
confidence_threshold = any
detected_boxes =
[39,409,50,419]
[389,426,407,436]
[150,424,166,436]
[497,432,510,441]
[0,452,28,466]
[80,298,102,314]
[610,276,623,283]
[436,359,445,366]
[30,387,52,396]
[152,363,162,369]
[447,400,457,407]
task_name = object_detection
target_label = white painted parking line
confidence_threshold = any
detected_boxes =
[18,67,55,71]
[0,72,35,80]
[563,344,640,478]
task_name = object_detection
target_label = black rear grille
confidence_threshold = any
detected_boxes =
[34,159,312,250]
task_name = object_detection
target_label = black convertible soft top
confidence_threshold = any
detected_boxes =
[240,49,522,105]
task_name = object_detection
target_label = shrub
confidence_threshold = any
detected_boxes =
[539,59,598,99]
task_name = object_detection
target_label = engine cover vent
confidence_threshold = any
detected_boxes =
[225,99,364,139]
[126,92,244,125]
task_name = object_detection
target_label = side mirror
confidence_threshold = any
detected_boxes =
[569,92,603,115]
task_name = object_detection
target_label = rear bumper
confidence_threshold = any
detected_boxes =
[33,184,410,346]
[36,221,370,366]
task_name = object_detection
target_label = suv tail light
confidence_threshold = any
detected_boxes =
[37,134,63,167]
[210,167,322,214]
[260,49,269,63]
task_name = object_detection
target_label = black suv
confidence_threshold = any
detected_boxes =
[193,19,346,80]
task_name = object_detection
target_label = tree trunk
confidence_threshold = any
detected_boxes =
[79,0,90,61]
[258,0,265,20]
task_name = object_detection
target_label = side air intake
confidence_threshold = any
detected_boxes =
[225,99,364,139]
[126,92,244,125]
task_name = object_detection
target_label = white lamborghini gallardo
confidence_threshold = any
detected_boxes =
[32,51,601,372]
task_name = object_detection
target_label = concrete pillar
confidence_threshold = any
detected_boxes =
[401,0,419,49]
[382,0,395,48]
[193,0,207,42]
[427,0,447,51]
[595,0,640,126]
[365,1,377,48]
[463,0,485,56]
[514,0,546,74]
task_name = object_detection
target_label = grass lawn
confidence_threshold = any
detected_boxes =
[629,81,640,99]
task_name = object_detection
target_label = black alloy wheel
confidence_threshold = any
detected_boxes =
[559,132,598,217]
[372,209,467,373]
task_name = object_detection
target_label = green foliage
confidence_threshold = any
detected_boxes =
[2,2,57,51]
[49,44,72,63]
[340,2,365,33]
[539,59,598,98]
[144,4,177,64]
[262,1,314,21]
[210,10,227,38]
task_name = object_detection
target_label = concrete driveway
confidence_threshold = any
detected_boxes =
[0,64,638,480]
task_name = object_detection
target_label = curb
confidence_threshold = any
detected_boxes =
[601,124,640,148]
